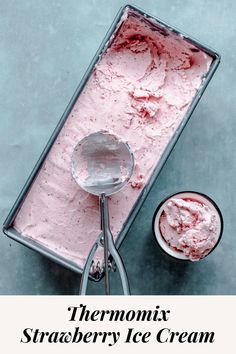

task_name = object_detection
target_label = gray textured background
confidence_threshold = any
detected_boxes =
[0,0,235,295]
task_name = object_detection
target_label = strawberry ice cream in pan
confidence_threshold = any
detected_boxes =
[153,192,223,261]
[4,5,220,275]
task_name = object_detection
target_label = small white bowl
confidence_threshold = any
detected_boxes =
[152,191,223,261]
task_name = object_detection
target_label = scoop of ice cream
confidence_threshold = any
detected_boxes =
[159,198,219,261]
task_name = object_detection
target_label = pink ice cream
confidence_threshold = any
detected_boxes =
[13,9,213,269]
[159,198,219,261]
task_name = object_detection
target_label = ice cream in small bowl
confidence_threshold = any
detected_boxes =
[152,191,223,261]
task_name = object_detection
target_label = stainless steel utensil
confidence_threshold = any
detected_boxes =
[71,130,134,295]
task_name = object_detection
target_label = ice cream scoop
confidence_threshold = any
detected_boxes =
[152,192,223,261]
[71,131,134,295]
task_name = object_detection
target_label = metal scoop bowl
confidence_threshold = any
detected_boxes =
[71,131,134,295]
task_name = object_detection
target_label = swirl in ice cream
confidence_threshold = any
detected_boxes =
[159,198,219,261]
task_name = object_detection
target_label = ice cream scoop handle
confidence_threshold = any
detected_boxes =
[79,236,100,295]
[100,194,111,295]
[80,195,130,295]
[108,231,130,295]
[100,194,130,295]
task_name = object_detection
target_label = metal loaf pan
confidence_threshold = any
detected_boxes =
[3,4,220,280]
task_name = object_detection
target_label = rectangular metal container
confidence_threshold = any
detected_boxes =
[3,4,220,280]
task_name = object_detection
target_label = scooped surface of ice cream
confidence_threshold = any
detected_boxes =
[13,9,213,269]
[159,197,219,261]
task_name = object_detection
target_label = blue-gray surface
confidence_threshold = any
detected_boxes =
[0,0,235,295]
